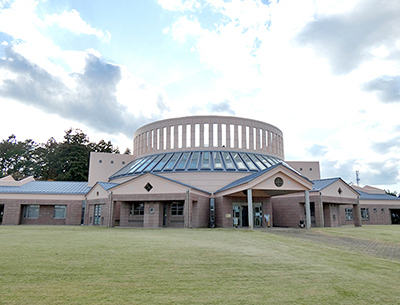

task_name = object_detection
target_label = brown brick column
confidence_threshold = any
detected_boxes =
[353,201,362,227]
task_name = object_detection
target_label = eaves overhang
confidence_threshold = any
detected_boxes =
[107,172,212,196]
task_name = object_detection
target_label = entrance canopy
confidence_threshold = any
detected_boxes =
[214,163,313,197]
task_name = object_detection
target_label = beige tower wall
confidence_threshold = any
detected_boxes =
[132,115,284,160]
[87,152,135,187]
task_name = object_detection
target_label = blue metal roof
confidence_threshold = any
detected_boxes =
[0,181,91,195]
[311,178,341,192]
[358,190,400,201]
[97,182,119,191]
[214,162,310,194]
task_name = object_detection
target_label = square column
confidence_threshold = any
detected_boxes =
[305,190,311,230]
[247,189,254,229]
[353,202,362,227]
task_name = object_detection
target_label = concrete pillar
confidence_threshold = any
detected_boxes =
[247,189,254,229]
[184,190,192,228]
[265,198,273,227]
[305,190,311,230]
[107,192,114,227]
[318,193,324,227]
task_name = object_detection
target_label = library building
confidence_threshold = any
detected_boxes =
[1,116,399,228]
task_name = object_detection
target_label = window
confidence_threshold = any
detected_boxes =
[345,208,353,220]
[171,202,184,216]
[94,204,101,225]
[130,203,144,216]
[23,205,39,218]
[361,208,370,221]
[54,205,66,219]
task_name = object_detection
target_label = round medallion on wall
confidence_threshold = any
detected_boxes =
[274,177,284,187]
[149,207,155,214]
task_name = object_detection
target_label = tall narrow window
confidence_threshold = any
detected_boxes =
[195,124,200,147]
[94,204,101,225]
[204,123,209,147]
[253,127,257,150]
[221,124,226,147]
[186,124,191,148]
[259,129,263,149]
[213,123,218,147]
[230,124,235,148]
[170,126,174,149]
[178,125,183,148]
[238,125,242,148]
[157,128,160,150]
[246,126,250,149]
[163,127,167,150]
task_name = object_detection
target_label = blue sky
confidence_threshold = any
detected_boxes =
[1,0,400,191]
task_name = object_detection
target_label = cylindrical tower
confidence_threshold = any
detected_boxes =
[132,115,284,160]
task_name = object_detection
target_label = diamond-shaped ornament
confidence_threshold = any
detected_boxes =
[144,182,153,192]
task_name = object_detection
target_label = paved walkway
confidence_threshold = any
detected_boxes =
[265,228,400,261]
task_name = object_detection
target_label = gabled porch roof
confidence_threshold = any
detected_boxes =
[214,163,313,197]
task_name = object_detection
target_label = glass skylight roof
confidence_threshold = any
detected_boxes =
[109,150,286,181]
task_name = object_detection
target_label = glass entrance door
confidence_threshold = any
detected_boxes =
[232,205,248,227]
[233,204,262,227]
[233,205,241,227]
[254,206,262,228]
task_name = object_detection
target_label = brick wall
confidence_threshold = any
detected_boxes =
[191,195,210,228]
[339,204,400,225]
[272,197,303,227]
[1,199,83,225]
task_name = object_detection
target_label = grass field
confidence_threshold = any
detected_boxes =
[1,226,400,305]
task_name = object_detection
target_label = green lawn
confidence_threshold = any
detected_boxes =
[1,226,400,305]
[313,225,400,245]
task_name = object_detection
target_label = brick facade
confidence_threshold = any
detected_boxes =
[0,198,83,225]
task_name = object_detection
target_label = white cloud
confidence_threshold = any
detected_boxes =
[158,0,400,189]
[45,9,111,42]
[0,0,171,151]
[168,16,204,43]
[157,0,199,11]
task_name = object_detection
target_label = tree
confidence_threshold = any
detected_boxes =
[0,129,122,182]
[0,135,42,179]
[54,129,92,181]
[39,137,60,181]
[385,190,398,197]
[89,139,120,154]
